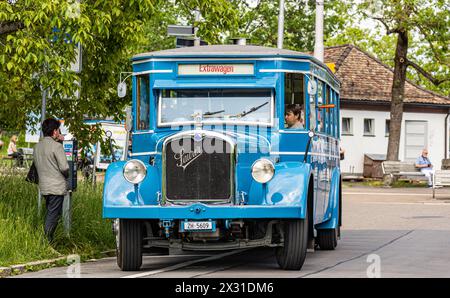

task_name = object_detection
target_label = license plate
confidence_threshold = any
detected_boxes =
[183,221,213,231]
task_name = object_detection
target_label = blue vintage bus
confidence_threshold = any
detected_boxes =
[103,45,342,271]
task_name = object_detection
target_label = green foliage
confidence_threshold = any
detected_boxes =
[0,172,114,267]
[354,0,450,96]
[229,0,350,51]
[0,0,160,147]
[0,0,241,149]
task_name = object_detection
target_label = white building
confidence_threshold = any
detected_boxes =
[324,45,450,177]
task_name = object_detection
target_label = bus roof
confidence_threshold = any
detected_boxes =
[134,45,322,63]
[133,45,315,58]
[133,45,339,86]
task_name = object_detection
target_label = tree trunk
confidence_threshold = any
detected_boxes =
[387,30,409,161]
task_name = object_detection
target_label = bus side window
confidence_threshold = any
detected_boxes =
[317,81,325,133]
[326,85,331,135]
[136,75,150,130]
[284,73,305,129]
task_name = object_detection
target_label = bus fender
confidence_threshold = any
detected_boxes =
[248,161,312,219]
[102,161,160,207]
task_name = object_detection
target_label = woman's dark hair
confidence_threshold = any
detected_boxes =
[285,104,302,120]
[42,118,61,137]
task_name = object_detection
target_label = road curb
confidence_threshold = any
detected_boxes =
[0,250,116,278]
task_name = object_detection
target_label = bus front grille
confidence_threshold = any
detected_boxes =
[163,134,234,203]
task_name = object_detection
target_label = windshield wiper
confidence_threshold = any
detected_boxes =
[231,101,269,118]
[203,109,225,116]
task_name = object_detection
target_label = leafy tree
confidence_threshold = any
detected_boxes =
[229,0,350,51]
[0,0,160,147]
[0,0,238,149]
[356,0,450,161]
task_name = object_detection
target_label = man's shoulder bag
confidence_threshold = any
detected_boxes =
[26,162,39,184]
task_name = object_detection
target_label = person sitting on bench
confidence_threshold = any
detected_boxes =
[7,135,24,167]
[415,149,434,188]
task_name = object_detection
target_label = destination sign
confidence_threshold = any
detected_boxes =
[178,64,254,76]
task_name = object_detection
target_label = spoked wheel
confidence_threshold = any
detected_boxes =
[116,219,143,271]
[275,218,309,270]
[316,226,338,250]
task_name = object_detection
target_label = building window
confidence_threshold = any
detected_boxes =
[342,117,353,135]
[385,119,390,136]
[364,118,375,136]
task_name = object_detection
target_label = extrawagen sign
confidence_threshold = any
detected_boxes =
[178,63,254,75]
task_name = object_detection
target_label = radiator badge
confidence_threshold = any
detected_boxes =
[174,147,203,170]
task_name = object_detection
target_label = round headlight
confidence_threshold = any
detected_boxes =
[251,159,275,183]
[123,160,147,184]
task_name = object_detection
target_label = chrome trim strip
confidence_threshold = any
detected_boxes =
[133,70,172,75]
[279,130,340,142]
[259,69,310,74]
[132,130,155,135]
[133,57,312,64]
[260,70,339,94]
[270,151,340,159]
[129,152,159,157]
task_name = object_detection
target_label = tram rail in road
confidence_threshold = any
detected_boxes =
[122,249,250,278]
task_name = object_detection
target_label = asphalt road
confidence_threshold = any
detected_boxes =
[12,186,450,278]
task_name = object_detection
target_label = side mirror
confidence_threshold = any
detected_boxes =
[117,82,127,98]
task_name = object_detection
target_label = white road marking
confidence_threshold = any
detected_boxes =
[122,249,249,278]
[344,192,441,197]
[358,201,450,206]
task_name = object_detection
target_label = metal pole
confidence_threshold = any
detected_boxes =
[277,0,285,49]
[63,192,72,236]
[92,141,99,186]
[194,8,201,46]
[38,82,47,215]
[314,0,324,62]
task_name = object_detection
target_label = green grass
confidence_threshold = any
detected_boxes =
[0,169,114,267]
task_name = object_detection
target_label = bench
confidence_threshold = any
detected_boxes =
[432,170,450,198]
[381,161,428,185]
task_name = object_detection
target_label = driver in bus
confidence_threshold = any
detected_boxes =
[285,104,304,129]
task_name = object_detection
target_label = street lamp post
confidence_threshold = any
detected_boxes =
[314,0,325,62]
[277,0,285,49]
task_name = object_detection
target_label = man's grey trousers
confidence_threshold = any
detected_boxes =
[44,195,64,241]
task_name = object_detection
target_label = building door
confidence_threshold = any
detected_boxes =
[404,120,427,161]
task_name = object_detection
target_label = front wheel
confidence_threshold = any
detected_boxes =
[116,219,143,271]
[275,219,308,270]
[316,227,339,250]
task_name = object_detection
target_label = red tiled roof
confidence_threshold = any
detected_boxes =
[323,44,450,105]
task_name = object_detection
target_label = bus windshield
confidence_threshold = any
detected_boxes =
[158,88,273,126]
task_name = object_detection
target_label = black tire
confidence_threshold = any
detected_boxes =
[275,218,308,270]
[316,227,338,250]
[117,219,143,271]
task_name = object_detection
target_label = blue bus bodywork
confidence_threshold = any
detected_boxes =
[103,45,342,271]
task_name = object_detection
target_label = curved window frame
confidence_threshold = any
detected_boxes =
[156,89,275,127]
